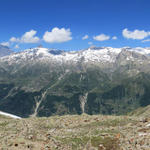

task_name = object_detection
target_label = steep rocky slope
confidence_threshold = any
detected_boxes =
[1,47,150,117]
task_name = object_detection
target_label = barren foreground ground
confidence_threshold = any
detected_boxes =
[0,113,150,150]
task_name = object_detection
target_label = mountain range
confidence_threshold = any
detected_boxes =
[0,46,150,117]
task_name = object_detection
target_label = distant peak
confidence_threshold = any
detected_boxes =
[0,44,13,57]
[87,46,105,51]
[36,47,49,55]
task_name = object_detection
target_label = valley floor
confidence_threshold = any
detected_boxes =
[0,114,150,150]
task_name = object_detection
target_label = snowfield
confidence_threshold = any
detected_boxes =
[1,47,150,65]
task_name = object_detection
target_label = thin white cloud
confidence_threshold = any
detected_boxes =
[15,44,19,49]
[142,39,150,42]
[10,30,40,44]
[122,28,150,40]
[1,42,10,47]
[112,36,117,40]
[88,42,93,45]
[82,35,89,40]
[43,27,72,43]
[10,37,19,42]
[93,34,110,41]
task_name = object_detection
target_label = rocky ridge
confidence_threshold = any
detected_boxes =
[1,47,150,117]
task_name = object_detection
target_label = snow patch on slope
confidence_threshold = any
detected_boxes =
[0,111,21,119]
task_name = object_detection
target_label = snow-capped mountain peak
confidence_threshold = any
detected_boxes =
[1,47,150,65]
[36,47,49,55]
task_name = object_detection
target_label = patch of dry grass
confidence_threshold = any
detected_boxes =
[0,114,149,150]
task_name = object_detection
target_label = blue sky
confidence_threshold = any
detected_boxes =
[0,0,150,51]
